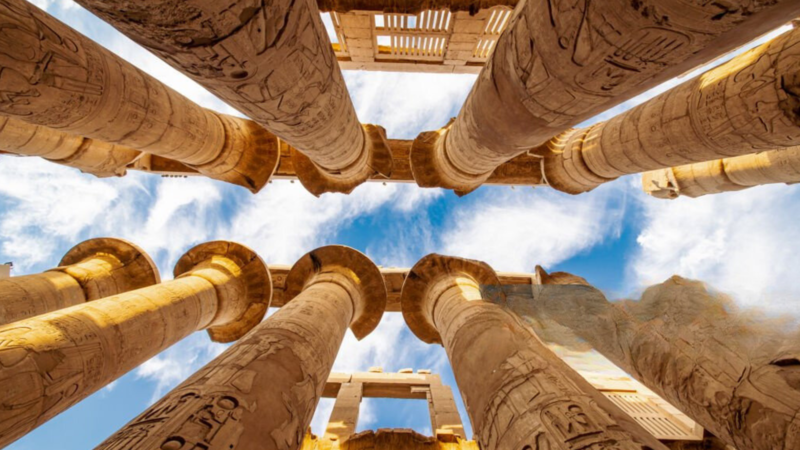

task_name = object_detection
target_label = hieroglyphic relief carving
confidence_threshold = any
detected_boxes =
[74,0,388,192]
[0,237,159,326]
[95,245,386,450]
[527,269,800,450]
[410,0,800,191]
[400,255,668,450]
[0,0,279,192]
[0,240,270,448]
[643,146,800,199]
[544,28,800,194]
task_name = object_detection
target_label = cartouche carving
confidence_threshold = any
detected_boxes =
[411,0,800,192]
[0,0,279,192]
[400,254,667,450]
[0,240,270,448]
[95,245,386,450]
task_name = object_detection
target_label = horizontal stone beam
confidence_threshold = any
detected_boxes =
[317,0,517,13]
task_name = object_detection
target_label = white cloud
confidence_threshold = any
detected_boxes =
[440,184,626,272]
[629,182,800,316]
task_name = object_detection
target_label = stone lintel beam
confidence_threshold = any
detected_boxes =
[316,0,517,14]
[94,245,386,450]
[543,29,800,194]
[400,254,667,450]
[0,241,270,448]
[529,267,800,450]
[0,237,159,326]
[410,0,800,192]
[76,0,391,194]
[0,117,140,178]
[643,146,800,199]
[0,0,279,192]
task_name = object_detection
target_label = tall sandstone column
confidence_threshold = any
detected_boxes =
[400,254,667,450]
[526,268,800,450]
[411,0,800,193]
[544,28,800,194]
[0,116,141,177]
[0,0,279,192]
[74,0,393,195]
[94,245,387,450]
[0,237,159,326]
[643,146,800,198]
[0,241,271,447]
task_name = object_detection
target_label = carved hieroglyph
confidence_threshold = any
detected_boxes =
[74,0,393,194]
[643,146,800,198]
[528,269,800,450]
[544,28,800,194]
[400,254,668,450]
[0,241,270,448]
[94,245,386,450]
[411,0,800,192]
[0,116,140,177]
[0,237,159,326]
[0,0,279,192]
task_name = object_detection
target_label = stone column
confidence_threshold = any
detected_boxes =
[400,254,667,450]
[0,241,271,448]
[528,268,800,450]
[325,381,363,442]
[643,146,800,199]
[0,116,140,178]
[426,374,465,440]
[0,0,279,192]
[410,0,800,193]
[93,245,387,450]
[543,28,800,194]
[74,0,393,195]
[0,237,159,326]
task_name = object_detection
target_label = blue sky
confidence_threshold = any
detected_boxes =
[3,1,800,448]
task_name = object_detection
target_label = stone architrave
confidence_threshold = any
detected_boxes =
[0,0,279,192]
[400,254,667,450]
[0,241,271,448]
[74,0,393,195]
[0,237,159,326]
[0,116,140,177]
[544,28,800,194]
[93,245,387,450]
[528,268,800,450]
[643,146,800,198]
[410,0,800,193]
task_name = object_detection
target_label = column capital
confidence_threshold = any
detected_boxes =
[285,245,386,339]
[410,125,490,195]
[401,254,501,345]
[174,241,271,343]
[292,124,393,196]
[56,237,160,298]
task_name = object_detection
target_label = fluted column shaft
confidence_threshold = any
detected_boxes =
[643,146,800,198]
[0,238,159,326]
[544,29,800,194]
[402,256,666,450]
[74,0,392,194]
[0,242,269,448]
[93,245,385,450]
[0,0,278,191]
[411,0,800,191]
[531,271,800,450]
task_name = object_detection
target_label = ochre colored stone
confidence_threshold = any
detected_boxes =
[0,241,270,448]
[0,0,279,192]
[411,0,800,191]
[93,246,386,450]
[400,254,668,450]
[644,146,800,199]
[529,268,800,450]
[0,237,159,326]
[544,29,800,194]
[73,0,391,193]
